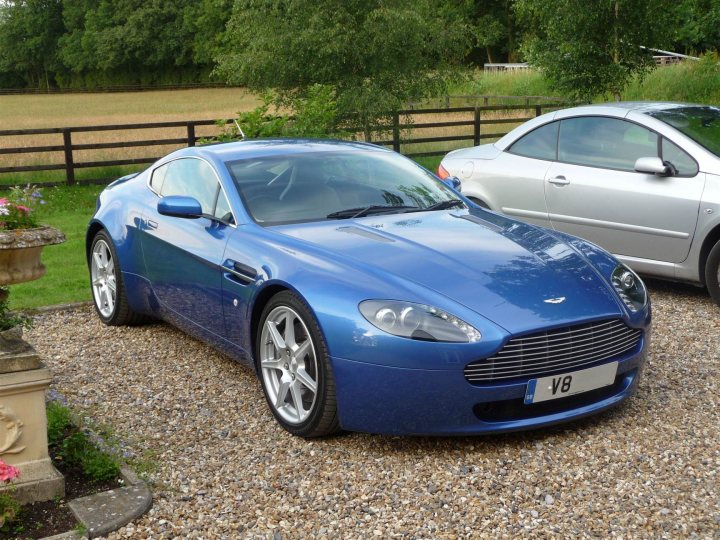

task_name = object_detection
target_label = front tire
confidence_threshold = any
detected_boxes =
[705,240,720,307]
[256,291,339,437]
[89,230,146,326]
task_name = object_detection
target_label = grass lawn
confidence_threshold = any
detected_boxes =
[14,155,444,310]
[12,185,103,310]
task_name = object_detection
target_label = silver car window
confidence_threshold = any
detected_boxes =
[507,121,559,161]
[662,138,698,176]
[558,117,658,171]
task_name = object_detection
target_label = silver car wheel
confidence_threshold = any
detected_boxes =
[260,305,319,424]
[90,239,116,318]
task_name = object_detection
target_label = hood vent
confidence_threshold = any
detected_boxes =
[337,226,395,243]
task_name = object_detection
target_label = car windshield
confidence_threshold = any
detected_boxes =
[646,106,720,157]
[224,150,460,225]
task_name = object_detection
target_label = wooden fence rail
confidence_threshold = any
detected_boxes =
[0,103,571,187]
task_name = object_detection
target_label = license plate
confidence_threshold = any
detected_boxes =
[524,362,618,404]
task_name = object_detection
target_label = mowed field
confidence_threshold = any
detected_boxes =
[0,88,563,186]
[0,88,262,185]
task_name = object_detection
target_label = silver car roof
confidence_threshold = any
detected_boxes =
[494,101,718,150]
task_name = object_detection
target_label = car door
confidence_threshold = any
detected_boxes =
[141,157,235,336]
[544,116,704,263]
[481,121,558,227]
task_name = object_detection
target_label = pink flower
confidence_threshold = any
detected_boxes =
[16,205,30,213]
[0,459,19,483]
[0,199,7,206]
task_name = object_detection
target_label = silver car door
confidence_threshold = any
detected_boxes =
[544,116,704,263]
[472,120,557,227]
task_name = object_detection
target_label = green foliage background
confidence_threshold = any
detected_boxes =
[0,0,718,97]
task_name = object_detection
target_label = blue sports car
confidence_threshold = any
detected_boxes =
[87,140,651,437]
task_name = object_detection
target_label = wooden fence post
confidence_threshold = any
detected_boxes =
[62,129,75,186]
[187,122,196,147]
[474,108,482,146]
[535,105,542,117]
[392,113,400,152]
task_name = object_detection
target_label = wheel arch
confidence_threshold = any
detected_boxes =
[698,222,720,285]
[249,281,338,373]
[86,220,106,265]
[250,283,291,371]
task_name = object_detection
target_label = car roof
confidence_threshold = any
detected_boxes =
[494,101,717,150]
[561,101,715,114]
[193,139,391,161]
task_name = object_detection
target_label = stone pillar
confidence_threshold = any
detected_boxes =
[0,341,64,504]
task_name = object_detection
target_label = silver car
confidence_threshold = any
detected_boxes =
[438,102,720,306]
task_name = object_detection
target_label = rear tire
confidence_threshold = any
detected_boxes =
[89,230,147,326]
[705,240,720,307]
[256,291,340,437]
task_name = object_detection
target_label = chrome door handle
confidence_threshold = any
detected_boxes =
[548,176,570,186]
[222,260,258,284]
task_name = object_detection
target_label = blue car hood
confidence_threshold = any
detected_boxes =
[272,210,623,333]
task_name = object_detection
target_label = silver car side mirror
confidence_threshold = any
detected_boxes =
[634,157,672,176]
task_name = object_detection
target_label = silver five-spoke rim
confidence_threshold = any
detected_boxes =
[91,239,116,318]
[260,306,319,424]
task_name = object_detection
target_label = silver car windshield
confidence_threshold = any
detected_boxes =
[646,106,720,157]
[224,150,460,225]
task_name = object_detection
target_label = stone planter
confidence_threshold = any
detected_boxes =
[0,224,66,504]
[0,226,65,286]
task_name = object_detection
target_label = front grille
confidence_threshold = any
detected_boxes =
[465,319,642,384]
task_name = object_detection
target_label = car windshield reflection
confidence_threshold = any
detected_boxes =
[646,106,720,157]
[224,150,460,225]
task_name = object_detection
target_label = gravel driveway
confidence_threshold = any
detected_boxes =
[28,281,719,539]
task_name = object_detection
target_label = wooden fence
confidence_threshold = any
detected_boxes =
[0,103,572,187]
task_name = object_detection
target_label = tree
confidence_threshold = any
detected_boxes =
[671,0,720,54]
[471,0,520,64]
[215,0,471,139]
[0,0,65,89]
[516,0,673,101]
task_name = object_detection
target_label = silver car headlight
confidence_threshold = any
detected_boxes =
[611,264,647,312]
[359,300,481,343]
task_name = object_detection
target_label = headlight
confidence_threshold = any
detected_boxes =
[359,300,481,343]
[611,264,647,312]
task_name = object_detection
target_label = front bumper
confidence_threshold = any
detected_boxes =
[331,344,647,436]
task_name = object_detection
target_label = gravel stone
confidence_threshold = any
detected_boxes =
[27,280,719,538]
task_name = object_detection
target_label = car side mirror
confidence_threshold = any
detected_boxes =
[442,176,462,192]
[157,196,203,219]
[634,157,672,176]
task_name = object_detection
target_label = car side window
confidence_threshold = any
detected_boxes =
[507,121,559,161]
[558,117,658,171]
[150,163,169,193]
[161,158,220,215]
[214,190,234,224]
[662,138,698,176]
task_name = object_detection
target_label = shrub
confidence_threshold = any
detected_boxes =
[206,85,347,143]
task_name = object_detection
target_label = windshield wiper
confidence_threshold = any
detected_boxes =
[407,199,466,213]
[326,204,418,219]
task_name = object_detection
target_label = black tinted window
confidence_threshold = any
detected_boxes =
[161,158,220,215]
[662,138,698,176]
[559,117,658,171]
[508,121,558,160]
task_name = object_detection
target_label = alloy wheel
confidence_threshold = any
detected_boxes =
[260,305,319,424]
[91,239,116,318]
